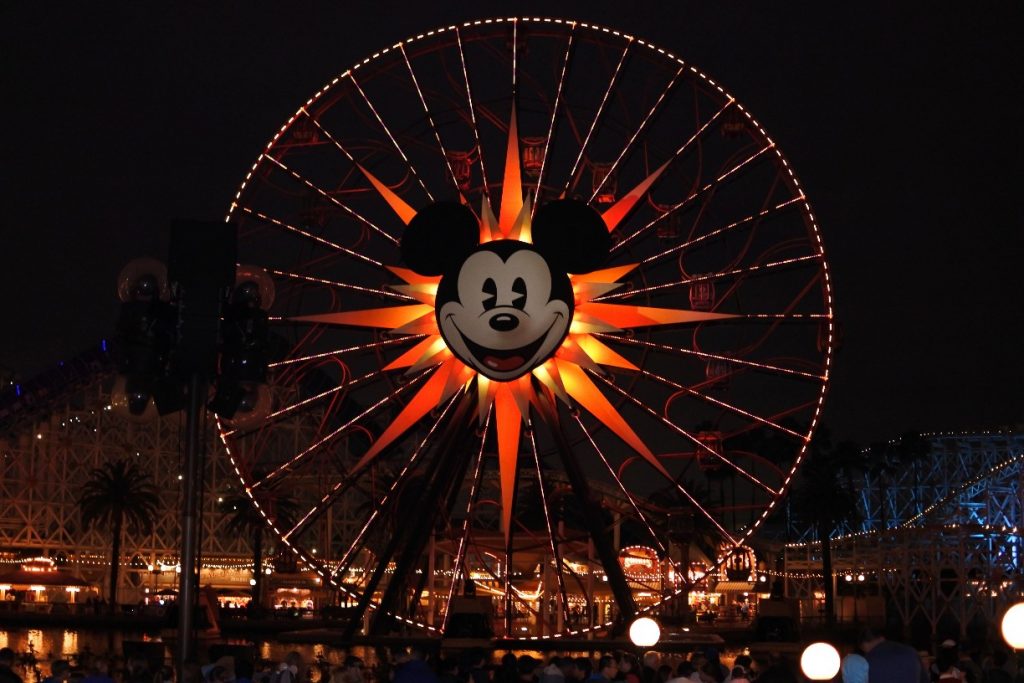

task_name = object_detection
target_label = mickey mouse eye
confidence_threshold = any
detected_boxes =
[511,277,527,310]
[482,278,497,311]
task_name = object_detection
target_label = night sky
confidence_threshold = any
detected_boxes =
[3,2,1021,443]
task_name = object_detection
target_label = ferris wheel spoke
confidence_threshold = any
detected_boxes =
[261,154,400,245]
[251,368,437,490]
[739,313,830,321]
[532,24,576,206]
[563,40,634,195]
[612,141,772,253]
[298,109,420,227]
[596,253,823,302]
[268,336,422,369]
[588,65,685,204]
[440,409,491,634]
[269,268,414,303]
[570,413,666,554]
[400,43,463,192]
[600,98,736,234]
[638,195,805,268]
[590,372,778,498]
[455,27,491,198]
[282,392,460,543]
[594,333,825,382]
[721,399,819,442]
[237,205,387,268]
[223,365,396,440]
[526,425,571,628]
[636,365,806,441]
[347,73,434,201]
[328,391,464,580]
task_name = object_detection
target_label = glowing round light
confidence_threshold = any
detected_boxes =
[800,642,840,681]
[629,617,661,648]
[1001,602,1024,649]
[249,578,257,586]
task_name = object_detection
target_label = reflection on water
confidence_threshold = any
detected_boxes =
[0,628,374,679]
[0,628,741,679]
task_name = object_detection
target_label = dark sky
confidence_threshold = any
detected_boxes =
[3,2,1021,442]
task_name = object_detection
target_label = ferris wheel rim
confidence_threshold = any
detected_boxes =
[219,15,835,638]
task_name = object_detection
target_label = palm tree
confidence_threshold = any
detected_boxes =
[220,486,298,609]
[789,429,861,626]
[79,459,160,612]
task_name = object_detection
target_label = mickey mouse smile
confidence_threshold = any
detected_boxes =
[447,314,564,374]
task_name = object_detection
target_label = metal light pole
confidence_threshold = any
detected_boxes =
[167,221,237,675]
[176,371,208,670]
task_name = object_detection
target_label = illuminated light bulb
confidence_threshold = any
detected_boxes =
[800,643,840,681]
[629,617,661,648]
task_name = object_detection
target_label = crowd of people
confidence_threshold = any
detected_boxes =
[0,627,1019,683]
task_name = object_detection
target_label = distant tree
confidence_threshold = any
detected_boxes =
[789,429,861,626]
[79,459,160,613]
[221,486,298,609]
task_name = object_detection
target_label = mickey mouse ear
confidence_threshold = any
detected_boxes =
[401,201,480,276]
[532,199,611,274]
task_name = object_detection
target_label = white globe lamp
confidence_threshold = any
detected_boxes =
[800,642,840,681]
[629,617,661,648]
[1002,602,1024,649]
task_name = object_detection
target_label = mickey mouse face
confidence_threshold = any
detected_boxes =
[438,242,571,380]
[401,199,610,382]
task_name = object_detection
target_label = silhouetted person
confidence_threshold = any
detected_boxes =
[859,627,927,683]
[0,649,23,683]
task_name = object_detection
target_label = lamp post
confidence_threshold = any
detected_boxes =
[1001,602,1024,682]
[800,642,840,681]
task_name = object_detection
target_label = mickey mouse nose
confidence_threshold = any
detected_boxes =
[489,313,519,331]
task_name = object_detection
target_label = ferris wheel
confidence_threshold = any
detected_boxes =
[220,17,834,638]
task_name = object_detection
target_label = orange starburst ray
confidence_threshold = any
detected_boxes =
[480,199,500,243]
[383,335,448,371]
[573,281,624,302]
[506,196,533,243]
[357,163,418,225]
[571,263,639,284]
[569,313,623,335]
[555,337,602,374]
[494,383,523,541]
[390,283,438,305]
[291,304,432,329]
[554,359,670,479]
[532,360,570,404]
[601,159,671,232]
[351,358,464,473]
[392,313,440,336]
[444,361,476,399]
[577,302,736,328]
[477,375,496,424]
[387,266,441,286]
[498,108,523,236]
[573,334,638,370]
